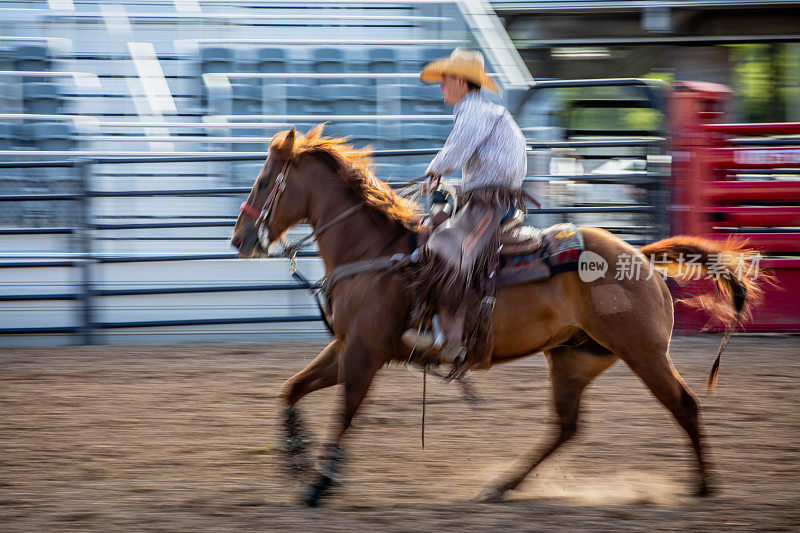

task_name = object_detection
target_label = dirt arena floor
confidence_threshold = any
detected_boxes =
[1,335,799,532]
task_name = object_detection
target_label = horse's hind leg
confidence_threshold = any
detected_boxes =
[478,346,617,502]
[621,348,712,496]
[277,340,341,472]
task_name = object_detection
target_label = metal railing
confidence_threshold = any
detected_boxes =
[0,137,665,343]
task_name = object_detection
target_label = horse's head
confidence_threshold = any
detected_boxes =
[231,127,312,257]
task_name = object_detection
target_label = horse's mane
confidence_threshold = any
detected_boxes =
[270,125,419,229]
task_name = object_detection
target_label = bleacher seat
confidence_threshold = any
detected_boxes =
[257,48,287,73]
[285,84,331,115]
[376,83,414,114]
[401,122,441,149]
[419,47,449,70]
[283,83,305,115]
[437,122,453,142]
[14,45,51,79]
[348,123,378,146]
[11,123,33,150]
[0,46,14,72]
[323,84,375,115]
[231,84,261,115]
[313,48,344,73]
[313,48,345,84]
[23,82,62,114]
[262,83,287,114]
[234,49,259,82]
[367,48,399,73]
[200,47,234,74]
[374,163,405,181]
[410,84,446,114]
[397,47,422,73]
[31,122,74,151]
[0,122,14,150]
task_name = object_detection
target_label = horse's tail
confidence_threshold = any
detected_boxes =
[639,235,768,393]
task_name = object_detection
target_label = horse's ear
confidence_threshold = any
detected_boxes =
[307,123,326,139]
[277,127,295,157]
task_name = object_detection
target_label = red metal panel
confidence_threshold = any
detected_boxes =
[710,206,800,227]
[705,181,800,202]
[673,258,800,333]
[709,147,800,168]
[669,83,800,332]
[702,122,800,135]
[703,233,800,253]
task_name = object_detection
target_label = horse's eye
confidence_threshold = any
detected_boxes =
[257,180,269,191]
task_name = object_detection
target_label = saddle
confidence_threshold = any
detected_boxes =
[420,204,541,276]
[420,203,583,288]
[499,209,541,256]
[498,222,584,287]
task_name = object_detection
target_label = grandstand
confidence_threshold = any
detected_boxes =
[0,0,535,232]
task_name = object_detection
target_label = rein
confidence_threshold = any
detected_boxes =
[281,203,363,260]
[240,158,292,223]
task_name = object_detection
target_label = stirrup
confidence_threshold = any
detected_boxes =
[439,343,466,365]
[402,329,440,352]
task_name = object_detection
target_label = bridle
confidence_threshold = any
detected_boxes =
[238,157,362,267]
[239,158,292,226]
[235,154,364,338]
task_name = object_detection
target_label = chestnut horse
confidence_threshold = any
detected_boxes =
[230,126,761,506]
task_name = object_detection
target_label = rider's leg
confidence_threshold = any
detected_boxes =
[437,305,465,345]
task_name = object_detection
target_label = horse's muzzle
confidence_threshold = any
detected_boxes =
[232,228,268,258]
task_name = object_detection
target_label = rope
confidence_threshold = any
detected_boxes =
[291,269,335,337]
[422,364,427,450]
[397,179,460,213]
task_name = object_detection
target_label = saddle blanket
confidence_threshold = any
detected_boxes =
[498,223,584,287]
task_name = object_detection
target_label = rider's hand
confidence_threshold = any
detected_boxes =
[422,173,441,194]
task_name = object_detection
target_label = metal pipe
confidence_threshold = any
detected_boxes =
[77,160,95,345]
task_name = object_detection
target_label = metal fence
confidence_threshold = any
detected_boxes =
[0,133,666,345]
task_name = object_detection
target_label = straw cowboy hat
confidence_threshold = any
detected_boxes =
[419,48,499,93]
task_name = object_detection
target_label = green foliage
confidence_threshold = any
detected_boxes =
[728,43,797,122]
[554,76,669,134]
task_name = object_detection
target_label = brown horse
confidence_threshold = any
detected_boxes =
[230,126,762,506]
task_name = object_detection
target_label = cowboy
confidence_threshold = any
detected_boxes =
[403,48,527,376]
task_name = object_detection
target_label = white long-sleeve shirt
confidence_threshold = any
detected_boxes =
[426,90,527,192]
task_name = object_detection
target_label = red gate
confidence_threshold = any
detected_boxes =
[669,81,800,332]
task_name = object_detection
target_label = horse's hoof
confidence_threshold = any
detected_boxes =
[300,471,335,507]
[301,485,323,507]
[284,453,313,474]
[474,487,505,503]
[696,482,714,497]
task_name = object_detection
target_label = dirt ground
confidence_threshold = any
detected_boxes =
[1,335,799,532]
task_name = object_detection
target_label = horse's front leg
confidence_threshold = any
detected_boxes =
[301,337,384,507]
[278,340,341,472]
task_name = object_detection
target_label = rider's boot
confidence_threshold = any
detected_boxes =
[403,313,471,374]
[402,314,445,352]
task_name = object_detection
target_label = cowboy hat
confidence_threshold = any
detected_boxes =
[419,48,499,93]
